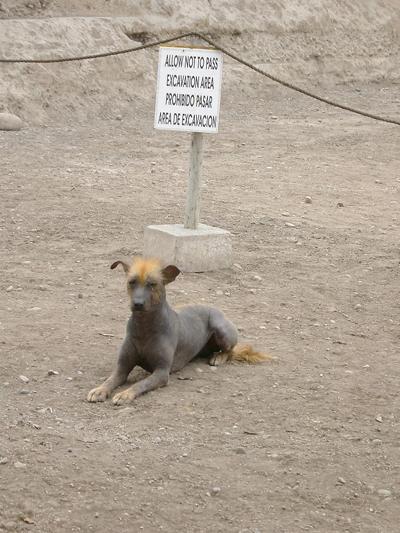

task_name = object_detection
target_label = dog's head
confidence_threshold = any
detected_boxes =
[111,257,180,313]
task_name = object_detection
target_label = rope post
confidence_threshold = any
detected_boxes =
[184,132,204,230]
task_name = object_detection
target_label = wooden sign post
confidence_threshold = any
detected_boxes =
[184,132,204,229]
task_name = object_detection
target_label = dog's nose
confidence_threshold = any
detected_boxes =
[134,302,145,311]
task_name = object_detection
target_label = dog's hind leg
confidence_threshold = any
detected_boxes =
[208,309,238,366]
[87,338,137,402]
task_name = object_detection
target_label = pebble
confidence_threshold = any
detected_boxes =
[210,486,221,496]
[281,211,290,217]
[14,461,26,469]
[377,489,392,497]
[19,375,30,383]
[354,303,362,310]
[337,477,346,485]
[0,112,23,131]
[6,286,13,292]
[233,263,243,270]
[19,389,30,395]
[115,114,122,121]
[305,196,312,204]
[337,202,344,208]
[0,457,8,465]
[253,275,262,281]
[285,222,296,228]
[47,370,59,376]
[375,415,383,423]
[215,290,223,296]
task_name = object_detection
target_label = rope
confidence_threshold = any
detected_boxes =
[0,30,399,126]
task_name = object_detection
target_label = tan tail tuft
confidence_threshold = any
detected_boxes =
[229,344,272,364]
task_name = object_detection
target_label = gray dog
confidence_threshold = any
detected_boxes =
[87,257,268,405]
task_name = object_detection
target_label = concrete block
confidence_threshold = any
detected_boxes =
[144,224,232,272]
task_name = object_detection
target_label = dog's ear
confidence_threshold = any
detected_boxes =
[110,260,129,274]
[162,265,181,285]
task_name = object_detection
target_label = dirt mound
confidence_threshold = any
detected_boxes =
[0,1,399,124]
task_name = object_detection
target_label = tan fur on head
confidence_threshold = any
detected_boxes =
[128,257,162,285]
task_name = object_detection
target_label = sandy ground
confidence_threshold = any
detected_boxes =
[1,81,399,532]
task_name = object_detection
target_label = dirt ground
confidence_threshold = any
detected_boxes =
[1,82,400,532]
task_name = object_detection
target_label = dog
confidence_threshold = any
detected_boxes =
[87,257,269,405]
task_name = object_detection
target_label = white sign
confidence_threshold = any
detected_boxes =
[154,46,223,133]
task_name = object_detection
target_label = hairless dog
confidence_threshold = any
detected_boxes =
[87,257,268,406]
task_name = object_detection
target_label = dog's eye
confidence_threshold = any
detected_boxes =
[128,279,137,286]
[147,282,157,288]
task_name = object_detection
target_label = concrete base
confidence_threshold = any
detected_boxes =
[144,224,232,272]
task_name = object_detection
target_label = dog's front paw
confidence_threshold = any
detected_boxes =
[112,388,136,406]
[87,386,110,403]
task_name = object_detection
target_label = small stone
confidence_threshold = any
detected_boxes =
[281,211,290,217]
[0,457,8,465]
[233,263,243,270]
[354,303,362,310]
[115,114,122,121]
[14,461,26,469]
[285,222,296,228]
[19,389,30,395]
[6,286,13,292]
[19,375,29,383]
[234,448,246,455]
[28,307,41,312]
[372,439,382,445]
[253,275,262,281]
[337,202,344,208]
[215,290,223,296]
[78,293,83,299]
[47,370,59,376]
[375,415,383,423]
[195,367,204,373]
[305,196,312,204]
[337,477,346,485]
[377,489,392,497]
[210,486,221,496]
[0,112,23,131]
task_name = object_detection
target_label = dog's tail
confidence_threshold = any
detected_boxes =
[229,344,271,364]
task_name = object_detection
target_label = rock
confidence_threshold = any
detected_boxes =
[253,275,262,281]
[47,370,59,376]
[14,461,26,469]
[305,196,312,204]
[337,202,344,208]
[0,112,23,131]
[215,290,223,296]
[19,389,30,395]
[285,222,296,228]
[115,114,122,121]
[19,375,29,383]
[337,477,346,485]
[281,211,290,217]
[354,303,362,310]
[377,489,392,497]
[210,486,221,496]
[234,448,246,455]
[375,415,383,423]
[6,286,13,292]
[0,457,8,465]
